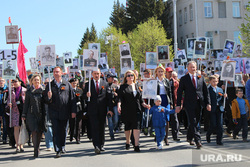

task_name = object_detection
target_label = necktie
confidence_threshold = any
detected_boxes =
[96,80,99,94]
[192,75,196,89]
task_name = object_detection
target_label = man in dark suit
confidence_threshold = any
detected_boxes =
[45,67,77,158]
[121,44,130,56]
[84,50,97,67]
[64,53,72,64]
[176,61,211,149]
[84,69,113,154]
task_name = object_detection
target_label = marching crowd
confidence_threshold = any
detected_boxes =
[0,61,250,159]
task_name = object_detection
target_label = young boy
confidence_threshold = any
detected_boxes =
[206,75,227,145]
[149,95,175,149]
[232,88,250,142]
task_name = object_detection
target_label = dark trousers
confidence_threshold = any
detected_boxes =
[51,118,68,152]
[4,114,15,146]
[89,114,105,148]
[32,131,42,156]
[206,107,223,143]
[225,101,235,133]
[186,101,202,143]
[69,114,83,141]
[170,113,179,139]
[233,114,248,139]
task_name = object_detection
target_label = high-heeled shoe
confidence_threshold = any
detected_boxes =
[134,146,140,152]
[125,144,130,150]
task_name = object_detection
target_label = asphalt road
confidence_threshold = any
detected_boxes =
[0,126,250,167]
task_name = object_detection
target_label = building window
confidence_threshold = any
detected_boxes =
[205,31,214,49]
[234,31,241,44]
[179,10,182,26]
[218,2,226,18]
[184,7,187,23]
[204,2,213,18]
[189,4,193,21]
[233,2,240,17]
[192,33,194,38]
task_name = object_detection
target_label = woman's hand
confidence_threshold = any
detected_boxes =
[8,103,12,109]
[48,91,52,99]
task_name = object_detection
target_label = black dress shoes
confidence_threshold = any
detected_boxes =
[134,146,140,152]
[217,142,223,145]
[55,152,61,158]
[95,147,101,154]
[196,142,202,149]
[187,139,195,145]
[206,135,211,143]
[61,149,66,154]
[125,144,130,150]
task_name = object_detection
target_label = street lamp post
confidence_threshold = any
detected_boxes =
[173,0,178,58]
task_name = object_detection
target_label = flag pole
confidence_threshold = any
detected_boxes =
[9,79,12,127]
[88,70,91,101]
[48,66,51,91]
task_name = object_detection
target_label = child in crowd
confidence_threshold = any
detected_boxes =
[232,88,250,142]
[149,95,175,149]
[206,75,227,145]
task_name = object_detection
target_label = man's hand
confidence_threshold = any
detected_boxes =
[21,117,25,121]
[224,93,227,98]
[8,103,12,109]
[48,91,52,99]
[87,92,91,97]
[72,113,76,118]
[206,104,211,111]
[175,106,181,113]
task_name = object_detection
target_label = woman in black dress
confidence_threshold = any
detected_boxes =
[22,74,46,158]
[118,70,150,152]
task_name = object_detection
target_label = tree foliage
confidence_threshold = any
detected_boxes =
[239,2,250,57]
[109,0,126,31]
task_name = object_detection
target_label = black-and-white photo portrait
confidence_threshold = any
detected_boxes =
[40,45,56,66]
[121,57,132,74]
[177,49,187,63]
[214,60,222,72]
[173,58,181,69]
[5,25,19,44]
[187,38,196,58]
[29,57,37,70]
[83,49,98,71]
[70,58,79,70]
[177,65,185,79]
[56,57,65,72]
[201,61,207,72]
[88,43,101,57]
[234,74,243,87]
[146,52,157,69]
[224,40,235,55]
[142,79,157,99]
[157,45,169,61]
[207,61,214,72]
[140,63,145,75]
[245,58,250,74]
[119,44,131,57]
[79,55,83,70]
[3,60,16,79]
[234,44,242,57]
[194,41,206,58]
[221,61,236,81]
[165,62,174,70]
[64,52,72,65]
[98,53,108,71]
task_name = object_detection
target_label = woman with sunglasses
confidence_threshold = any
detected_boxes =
[6,76,27,153]
[22,74,46,158]
[118,70,150,152]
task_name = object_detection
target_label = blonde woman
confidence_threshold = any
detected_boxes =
[118,70,150,152]
[154,66,173,145]
[22,74,46,158]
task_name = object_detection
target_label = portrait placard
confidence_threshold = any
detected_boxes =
[36,46,40,60]
[173,58,181,69]
[221,61,236,81]
[146,52,157,69]
[234,74,243,87]
[98,53,108,72]
[224,39,235,57]
[201,60,207,72]
[119,43,131,57]
[193,41,207,59]
[157,45,169,62]
[140,63,145,74]
[70,58,79,72]
[207,60,214,72]
[56,57,65,72]
[186,38,196,58]
[5,25,19,44]
[82,49,98,71]
[177,65,185,79]
[234,44,242,57]
[63,52,73,66]
[245,58,250,74]
[2,60,16,79]
[29,57,38,72]
[120,57,132,74]
[40,45,56,66]
[177,49,187,63]
[214,60,223,72]
[0,49,17,62]
[165,62,174,70]
[142,79,157,99]
[88,43,101,58]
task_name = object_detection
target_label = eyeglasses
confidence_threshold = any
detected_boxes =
[126,74,134,77]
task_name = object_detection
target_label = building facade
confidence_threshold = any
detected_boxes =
[171,0,249,50]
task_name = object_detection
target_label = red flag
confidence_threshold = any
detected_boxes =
[39,36,42,43]
[17,28,28,84]
[8,17,11,24]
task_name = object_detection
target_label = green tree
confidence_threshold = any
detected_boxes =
[239,2,250,56]
[98,26,128,75]
[78,28,90,55]
[89,23,98,42]
[128,17,173,72]
[109,0,126,31]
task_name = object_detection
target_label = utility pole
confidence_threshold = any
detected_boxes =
[173,0,178,58]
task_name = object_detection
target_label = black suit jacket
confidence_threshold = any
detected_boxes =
[177,74,210,110]
[83,79,113,116]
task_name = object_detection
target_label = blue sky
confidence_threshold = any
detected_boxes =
[0,0,126,70]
